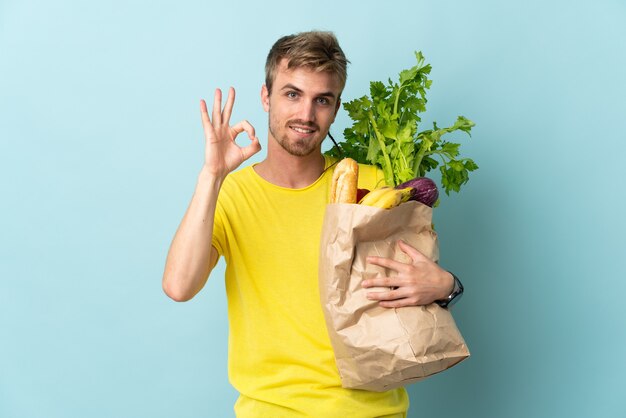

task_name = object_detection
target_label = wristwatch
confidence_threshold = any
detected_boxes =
[436,272,464,308]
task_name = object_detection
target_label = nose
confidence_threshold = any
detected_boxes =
[296,100,315,122]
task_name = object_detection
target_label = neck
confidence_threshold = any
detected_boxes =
[254,145,326,189]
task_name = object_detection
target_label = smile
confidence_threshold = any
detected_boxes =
[290,126,315,134]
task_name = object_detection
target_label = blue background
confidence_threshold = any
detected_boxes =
[2,0,625,417]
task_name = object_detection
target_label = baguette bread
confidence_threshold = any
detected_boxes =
[330,158,358,204]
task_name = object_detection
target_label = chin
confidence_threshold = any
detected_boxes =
[284,146,317,157]
[279,139,322,157]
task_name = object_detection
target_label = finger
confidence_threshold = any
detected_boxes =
[231,120,262,161]
[397,240,427,262]
[240,137,262,161]
[200,99,210,124]
[361,276,402,288]
[366,255,404,272]
[200,99,215,137]
[221,87,235,125]
[379,299,414,309]
[231,119,256,140]
[366,287,407,302]
[212,88,223,126]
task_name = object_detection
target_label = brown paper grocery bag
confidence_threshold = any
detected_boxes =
[318,201,470,392]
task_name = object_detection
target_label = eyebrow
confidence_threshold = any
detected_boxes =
[281,83,337,99]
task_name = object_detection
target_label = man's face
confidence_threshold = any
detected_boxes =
[262,59,342,157]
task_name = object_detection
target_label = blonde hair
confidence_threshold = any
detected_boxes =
[265,31,349,95]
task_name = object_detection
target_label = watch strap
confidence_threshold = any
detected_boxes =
[436,272,464,308]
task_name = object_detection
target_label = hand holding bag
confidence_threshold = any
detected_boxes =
[318,201,470,391]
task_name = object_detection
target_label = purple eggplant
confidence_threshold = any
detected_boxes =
[395,177,439,207]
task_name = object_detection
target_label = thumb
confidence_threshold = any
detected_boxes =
[240,136,262,161]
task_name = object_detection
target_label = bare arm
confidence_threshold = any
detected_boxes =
[162,87,261,302]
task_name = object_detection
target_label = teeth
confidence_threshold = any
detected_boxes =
[292,126,314,133]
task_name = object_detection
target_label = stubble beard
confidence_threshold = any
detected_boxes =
[268,114,326,158]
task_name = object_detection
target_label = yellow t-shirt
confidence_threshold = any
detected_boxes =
[212,156,408,418]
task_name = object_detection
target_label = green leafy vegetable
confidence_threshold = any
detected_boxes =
[326,51,478,195]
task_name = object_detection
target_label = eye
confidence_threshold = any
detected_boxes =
[316,97,330,105]
[286,91,298,99]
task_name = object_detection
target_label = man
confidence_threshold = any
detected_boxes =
[163,31,459,417]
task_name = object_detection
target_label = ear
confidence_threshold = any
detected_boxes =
[261,84,270,112]
[331,97,341,122]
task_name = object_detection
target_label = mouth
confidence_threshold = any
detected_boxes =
[288,122,317,135]
[291,126,315,134]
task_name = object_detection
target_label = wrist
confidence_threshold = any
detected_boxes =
[197,166,226,188]
[440,271,455,300]
[192,168,226,204]
[436,272,464,308]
